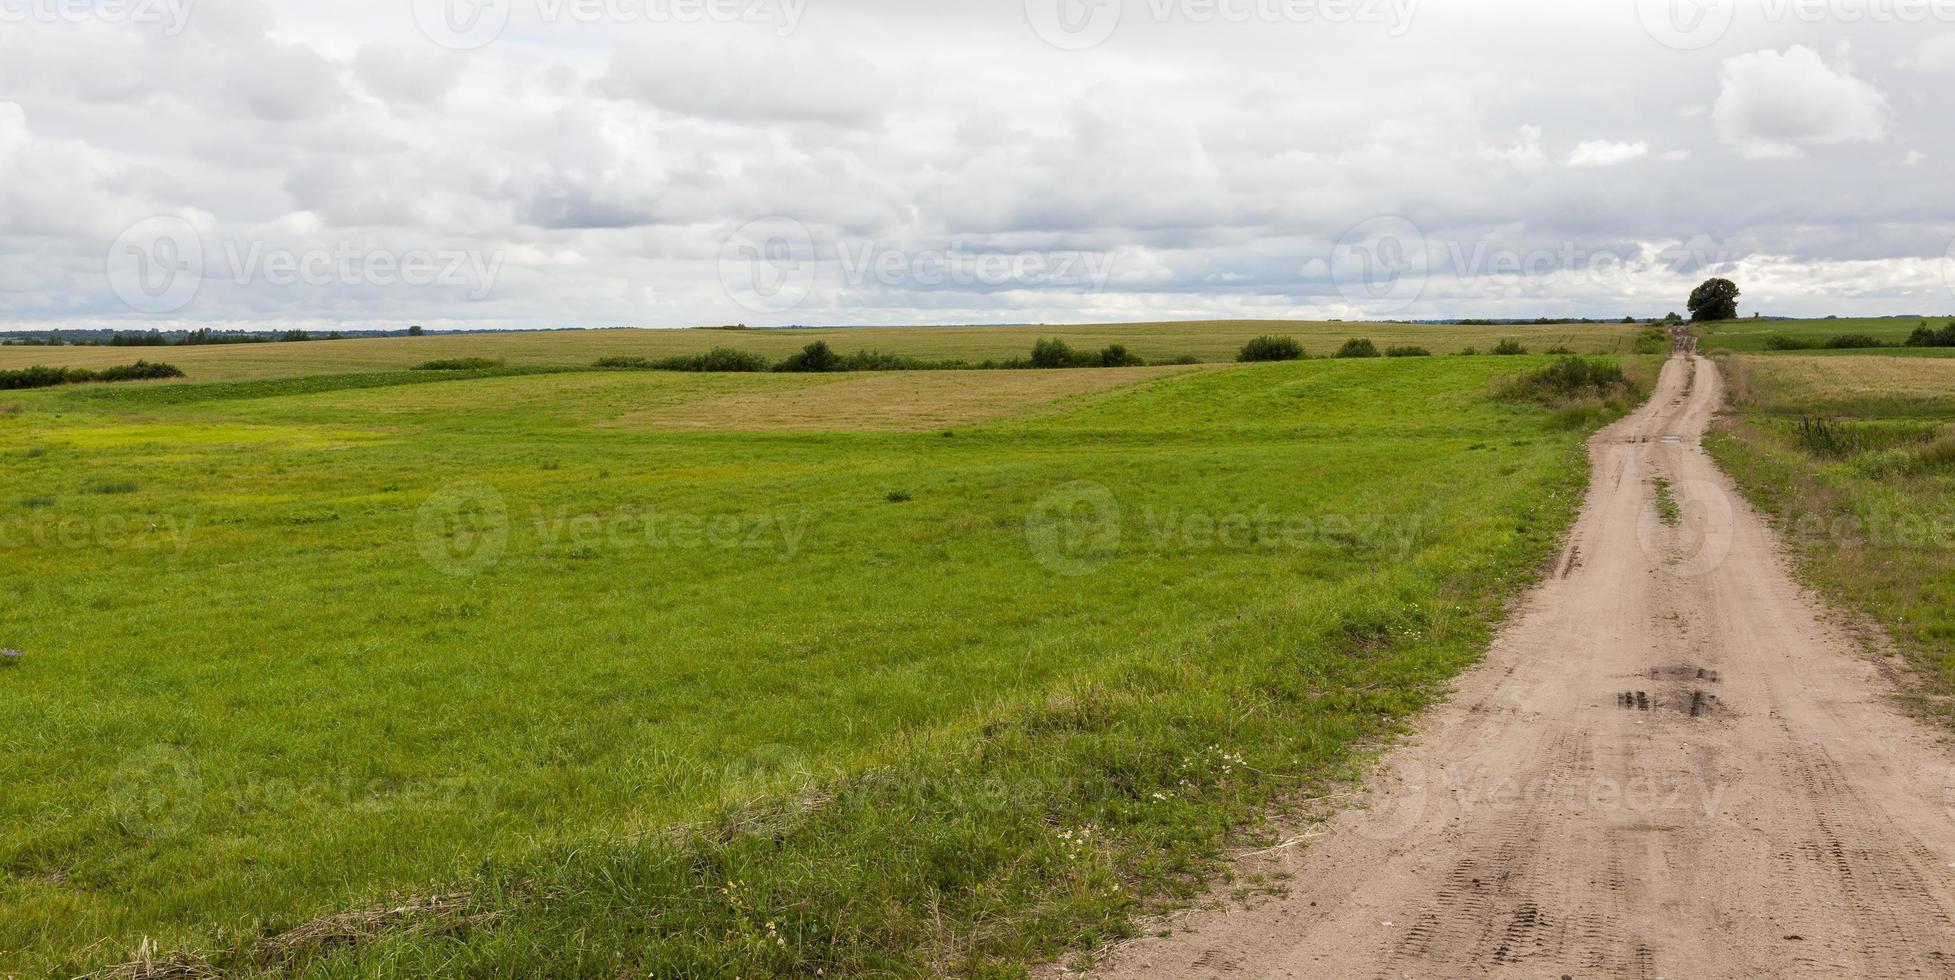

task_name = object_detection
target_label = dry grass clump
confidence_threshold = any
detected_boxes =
[98,940,218,980]
[99,893,490,978]
[254,892,485,966]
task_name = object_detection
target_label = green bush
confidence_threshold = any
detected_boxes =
[1499,356,1631,405]
[777,341,843,373]
[1098,344,1144,368]
[1765,334,1815,351]
[1491,339,1529,356]
[1236,336,1304,362]
[1334,338,1381,359]
[1384,345,1431,358]
[1905,321,1955,348]
[413,357,505,371]
[672,348,774,372]
[0,361,184,390]
[1029,338,1096,369]
[1632,326,1670,355]
[1820,334,1887,350]
[838,350,928,372]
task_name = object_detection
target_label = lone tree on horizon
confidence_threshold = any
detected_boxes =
[1688,278,1741,322]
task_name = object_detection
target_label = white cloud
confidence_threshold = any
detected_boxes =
[1902,34,1955,72]
[0,3,1950,328]
[353,45,463,106]
[1567,140,1649,168]
[1713,46,1888,159]
[1479,125,1547,173]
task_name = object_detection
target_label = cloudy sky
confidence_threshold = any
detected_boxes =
[1,0,1951,330]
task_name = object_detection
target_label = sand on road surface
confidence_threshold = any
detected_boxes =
[1091,354,1955,978]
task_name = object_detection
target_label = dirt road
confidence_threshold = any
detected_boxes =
[1092,354,1955,978]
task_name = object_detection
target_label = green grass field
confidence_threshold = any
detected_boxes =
[1695,316,1955,352]
[1708,353,1955,726]
[0,338,1651,976]
[0,319,1649,381]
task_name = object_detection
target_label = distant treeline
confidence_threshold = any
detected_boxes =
[0,361,185,391]
[1456,316,1645,326]
[1,325,457,347]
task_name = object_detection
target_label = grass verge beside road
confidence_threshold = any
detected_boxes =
[1707,353,1955,726]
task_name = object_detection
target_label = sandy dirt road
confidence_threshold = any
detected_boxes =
[1092,354,1955,978]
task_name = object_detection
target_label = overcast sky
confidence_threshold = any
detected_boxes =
[1,0,1951,330]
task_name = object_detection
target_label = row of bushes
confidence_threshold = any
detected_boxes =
[595,333,1586,376]
[413,357,506,371]
[597,340,1196,375]
[1765,321,1955,351]
[1907,321,1955,348]
[0,360,185,391]
[1237,335,1533,362]
[1766,333,1890,351]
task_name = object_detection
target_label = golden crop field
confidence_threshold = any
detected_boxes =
[1723,353,1955,417]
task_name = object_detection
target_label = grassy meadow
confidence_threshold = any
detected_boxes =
[0,319,1647,381]
[0,333,1651,976]
[1707,352,1955,725]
